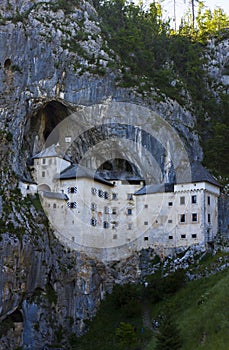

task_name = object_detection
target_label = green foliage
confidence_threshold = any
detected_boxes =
[145,269,186,303]
[29,194,43,211]
[52,0,80,14]
[69,259,229,350]
[179,1,229,41]
[45,283,57,305]
[115,321,137,349]
[94,0,228,185]
[196,3,229,42]
[6,132,13,142]
[155,310,182,350]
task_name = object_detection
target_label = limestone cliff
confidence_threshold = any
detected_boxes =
[0,0,228,349]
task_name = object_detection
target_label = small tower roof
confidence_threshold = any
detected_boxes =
[190,162,220,187]
[33,144,71,162]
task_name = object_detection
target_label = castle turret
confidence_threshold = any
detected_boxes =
[32,144,71,192]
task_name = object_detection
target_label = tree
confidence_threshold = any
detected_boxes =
[155,310,182,350]
[115,321,137,349]
[196,2,229,41]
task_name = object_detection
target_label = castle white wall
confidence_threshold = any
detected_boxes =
[18,181,37,197]
[34,154,220,261]
[33,156,71,191]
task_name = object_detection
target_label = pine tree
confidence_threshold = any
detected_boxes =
[155,311,182,350]
[115,321,137,349]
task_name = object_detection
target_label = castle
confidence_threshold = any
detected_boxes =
[20,143,220,261]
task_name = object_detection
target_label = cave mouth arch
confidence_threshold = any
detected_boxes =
[42,100,70,143]
[6,309,23,324]
[25,100,71,157]
[97,158,141,177]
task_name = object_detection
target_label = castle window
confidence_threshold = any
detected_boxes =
[127,208,132,215]
[208,214,211,223]
[192,213,198,222]
[207,196,211,205]
[180,196,185,205]
[98,189,104,198]
[192,234,197,239]
[27,185,30,190]
[169,235,173,240]
[127,193,133,200]
[112,221,118,229]
[168,202,173,206]
[128,223,132,230]
[104,206,109,214]
[72,236,75,242]
[180,214,186,223]
[53,203,56,208]
[181,234,186,239]
[67,202,77,209]
[144,237,149,241]
[91,187,97,195]
[42,158,46,165]
[68,187,77,194]
[104,191,109,199]
[112,208,117,215]
[65,136,72,143]
[103,221,109,229]
[192,195,197,204]
[91,203,97,211]
[168,219,173,223]
[91,218,97,226]
[144,204,148,208]
[113,234,117,240]
[144,221,148,225]
[112,193,117,200]
[42,171,45,177]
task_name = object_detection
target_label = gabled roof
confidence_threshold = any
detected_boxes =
[43,191,69,200]
[58,164,114,187]
[134,183,174,196]
[134,162,220,196]
[33,144,71,162]
[190,162,220,187]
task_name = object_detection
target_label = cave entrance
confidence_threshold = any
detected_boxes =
[9,309,23,323]
[41,100,69,143]
[25,100,71,156]
[98,158,135,173]
[97,158,143,182]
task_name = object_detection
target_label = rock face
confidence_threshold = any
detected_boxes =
[0,0,228,348]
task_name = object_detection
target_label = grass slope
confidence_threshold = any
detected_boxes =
[71,253,229,350]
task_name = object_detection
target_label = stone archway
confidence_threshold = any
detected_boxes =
[38,184,51,192]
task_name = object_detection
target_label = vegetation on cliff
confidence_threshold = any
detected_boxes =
[71,251,229,349]
[92,0,229,186]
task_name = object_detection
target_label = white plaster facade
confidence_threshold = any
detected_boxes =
[18,180,37,197]
[32,144,220,261]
